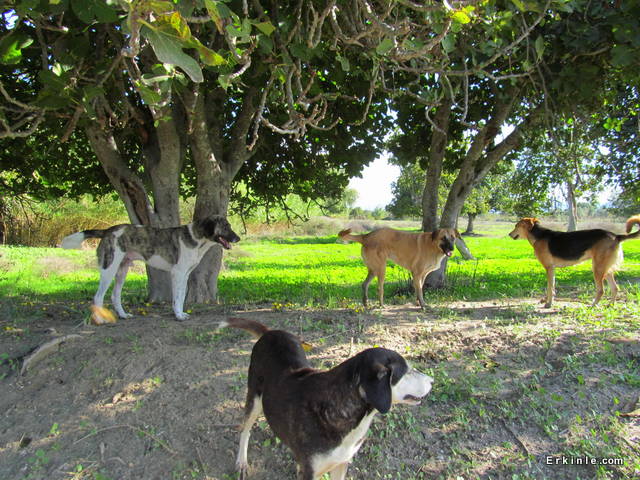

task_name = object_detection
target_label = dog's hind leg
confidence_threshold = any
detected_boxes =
[170,269,190,321]
[591,266,608,306]
[606,272,618,303]
[111,258,133,318]
[412,273,427,310]
[362,269,375,307]
[236,394,262,480]
[93,252,125,309]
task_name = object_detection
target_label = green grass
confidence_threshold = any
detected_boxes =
[1,219,639,480]
[2,222,640,309]
[218,224,640,306]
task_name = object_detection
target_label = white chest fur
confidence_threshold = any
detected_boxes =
[311,411,376,476]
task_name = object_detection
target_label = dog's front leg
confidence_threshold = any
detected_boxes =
[111,259,133,318]
[544,266,555,308]
[412,272,427,310]
[329,463,348,480]
[236,395,262,479]
[171,270,190,321]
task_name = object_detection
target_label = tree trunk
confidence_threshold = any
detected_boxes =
[421,98,452,232]
[566,180,578,231]
[424,92,531,288]
[182,86,257,304]
[465,213,476,234]
[85,116,184,305]
[420,100,451,289]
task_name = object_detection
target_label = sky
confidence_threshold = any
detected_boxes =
[348,154,401,210]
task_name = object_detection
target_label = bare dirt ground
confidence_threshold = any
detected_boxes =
[1,300,638,480]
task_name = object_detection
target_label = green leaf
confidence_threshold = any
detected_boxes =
[143,27,203,83]
[289,43,312,61]
[337,54,350,72]
[258,35,274,54]
[136,83,163,105]
[510,0,526,11]
[218,74,232,90]
[71,0,95,24]
[611,45,633,67]
[82,85,105,102]
[197,46,226,67]
[92,0,119,23]
[534,35,545,60]
[451,11,471,24]
[441,34,456,53]
[0,33,33,65]
[376,38,394,56]
[254,21,276,36]
[225,24,245,38]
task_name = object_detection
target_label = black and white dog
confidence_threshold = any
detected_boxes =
[220,317,433,480]
[61,215,240,321]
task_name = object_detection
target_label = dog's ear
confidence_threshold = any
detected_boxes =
[454,229,461,239]
[361,362,392,414]
[200,217,219,239]
[431,230,439,241]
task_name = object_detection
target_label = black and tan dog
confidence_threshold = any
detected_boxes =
[61,215,240,320]
[509,216,640,307]
[220,317,432,480]
[338,227,460,309]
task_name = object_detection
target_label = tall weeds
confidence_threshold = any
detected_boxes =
[1,195,127,247]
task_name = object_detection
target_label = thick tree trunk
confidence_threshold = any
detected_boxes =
[182,86,257,304]
[421,98,452,232]
[425,93,529,288]
[84,123,154,226]
[566,180,578,231]
[465,213,476,234]
[86,116,184,305]
[143,107,186,302]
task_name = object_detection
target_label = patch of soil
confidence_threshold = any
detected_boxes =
[1,300,638,479]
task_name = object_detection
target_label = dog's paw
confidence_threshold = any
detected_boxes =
[236,461,249,480]
[118,312,133,319]
[175,312,190,321]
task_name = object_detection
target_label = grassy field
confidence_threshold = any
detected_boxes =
[3,219,639,310]
[1,219,639,480]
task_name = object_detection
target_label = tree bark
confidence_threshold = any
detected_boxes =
[143,106,186,302]
[566,180,578,231]
[425,90,531,288]
[84,122,154,226]
[181,86,258,304]
[421,98,452,232]
[465,213,476,234]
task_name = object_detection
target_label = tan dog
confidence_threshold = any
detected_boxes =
[338,227,460,309]
[509,216,640,307]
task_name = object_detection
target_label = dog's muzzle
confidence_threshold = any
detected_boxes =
[216,234,240,250]
[393,370,433,406]
[441,245,454,257]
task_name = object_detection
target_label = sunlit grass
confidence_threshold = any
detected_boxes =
[2,222,639,309]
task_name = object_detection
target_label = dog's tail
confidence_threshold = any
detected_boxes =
[60,229,107,249]
[618,215,640,242]
[218,317,270,339]
[337,228,365,244]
